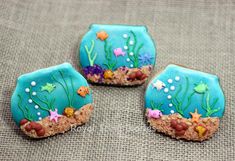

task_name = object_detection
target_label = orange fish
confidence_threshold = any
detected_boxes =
[77,86,89,97]
[96,31,108,41]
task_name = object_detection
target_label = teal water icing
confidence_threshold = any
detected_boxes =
[79,24,156,70]
[11,63,92,126]
[145,65,225,118]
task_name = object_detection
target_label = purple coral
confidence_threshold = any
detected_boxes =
[138,53,153,66]
[83,65,104,77]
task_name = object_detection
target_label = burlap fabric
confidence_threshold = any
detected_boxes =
[0,0,234,160]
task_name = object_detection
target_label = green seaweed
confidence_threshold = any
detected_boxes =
[201,93,220,117]
[85,40,97,66]
[171,77,195,116]
[17,94,33,121]
[150,101,164,112]
[103,39,117,70]
[51,70,75,107]
[126,31,144,68]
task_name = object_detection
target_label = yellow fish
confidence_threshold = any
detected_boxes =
[96,31,108,41]
[77,86,89,97]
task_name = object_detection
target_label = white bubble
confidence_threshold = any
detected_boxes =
[124,46,128,50]
[37,112,41,116]
[35,105,39,109]
[168,79,173,83]
[175,76,180,81]
[129,40,134,45]
[167,95,172,99]
[170,110,174,114]
[126,58,130,62]
[170,86,175,91]
[38,117,42,120]
[32,92,37,96]
[169,103,173,107]
[123,34,128,38]
[130,64,134,68]
[28,99,33,103]
[164,88,169,93]
[130,52,134,56]
[31,81,36,86]
[25,88,30,93]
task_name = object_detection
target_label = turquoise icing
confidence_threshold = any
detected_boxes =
[145,65,225,118]
[79,24,156,69]
[11,63,92,126]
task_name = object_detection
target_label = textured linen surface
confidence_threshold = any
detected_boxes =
[0,0,234,160]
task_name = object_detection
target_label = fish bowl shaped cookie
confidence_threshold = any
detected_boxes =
[145,64,225,141]
[11,63,93,138]
[79,24,156,86]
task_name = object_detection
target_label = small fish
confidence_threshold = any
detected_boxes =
[147,109,162,119]
[113,48,125,57]
[96,31,108,41]
[77,86,89,97]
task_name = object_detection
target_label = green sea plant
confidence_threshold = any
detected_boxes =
[85,40,97,66]
[17,95,33,121]
[150,101,164,112]
[126,31,144,68]
[201,93,220,117]
[103,40,117,70]
[51,70,75,107]
[171,77,195,116]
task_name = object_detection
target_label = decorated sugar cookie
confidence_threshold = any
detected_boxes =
[79,24,156,86]
[145,64,225,141]
[11,63,93,138]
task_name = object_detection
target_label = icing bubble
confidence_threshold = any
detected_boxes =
[167,95,172,99]
[129,40,134,45]
[168,79,173,83]
[126,58,130,62]
[35,105,39,109]
[170,86,175,91]
[37,112,41,116]
[25,88,30,93]
[164,88,169,93]
[170,110,174,114]
[32,92,37,96]
[28,99,33,103]
[175,76,180,81]
[123,34,128,38]
[130,52,134,56]
[124,46,128,50]
[130,64,134,68]
[31,81,36,86]
[169,103,173,107]
[38,117,42,120]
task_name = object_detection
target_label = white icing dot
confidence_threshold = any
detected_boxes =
[164,88,169,93]
[28,99,32,103]
[124,46,128,50]
[123,34,128,38]
[32,92,37,96]
[35,105,39,109]
[170,110,175,114]
[129,52,134,56]
[38,117,42,120]
[167,95,172,99]
[168,79,173,84]
[37,112,41,116]
[25,88,30,93]
[130,64,134,68]
[169,103,173,107]
[170,86,175,91]
[31,81,36,86]
[175,76,180,81]
[129,40,134,45]
[126,58,130,62]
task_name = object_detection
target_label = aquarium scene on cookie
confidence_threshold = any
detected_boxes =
[11,63,93,138]
[79,24,156,86]
[144,64,225,141]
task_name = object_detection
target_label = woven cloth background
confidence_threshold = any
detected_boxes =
[0,0,234,160]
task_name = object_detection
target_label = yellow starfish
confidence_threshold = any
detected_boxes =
[96,31,108,41]
[190,109,201,123]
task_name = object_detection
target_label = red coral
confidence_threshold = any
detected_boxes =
[170,119,189,136]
